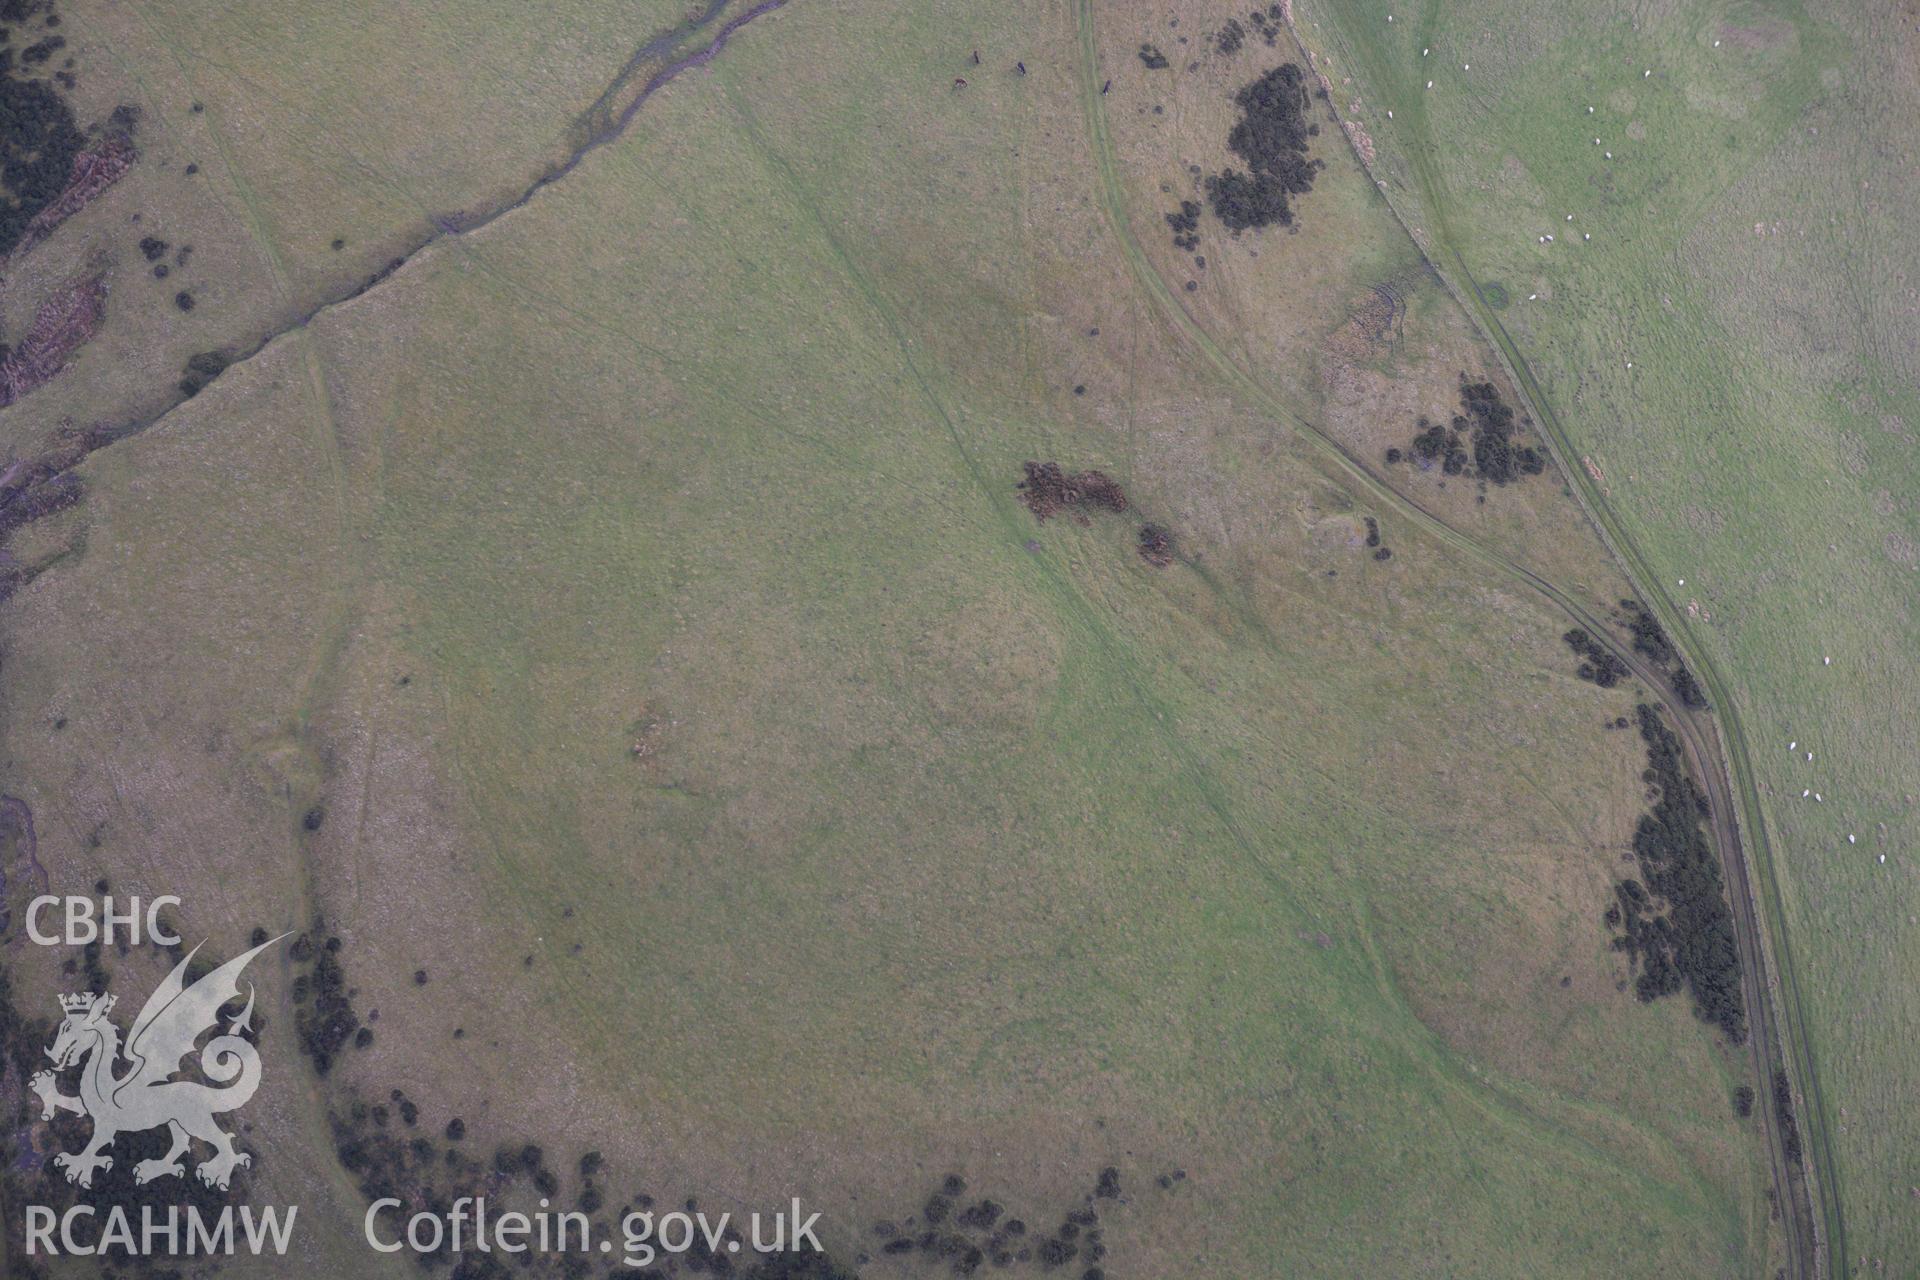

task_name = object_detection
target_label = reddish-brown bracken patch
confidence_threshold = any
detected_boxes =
[1016,460,1128,525]
[0,274,108,407]
[2,137,135,268]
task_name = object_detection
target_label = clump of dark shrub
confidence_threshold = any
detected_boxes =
[1205,169,1292,231]
[1165,198,1200,251]
[1669,664,1708,709]
[1138,43,1169,69]
[1733,1084,1755,1117]
[1607,878,1681,1001]
[1408,419,1446,460]
[1603,705,1745,1042]
[1215,18,1245,55]
[1387,379,1545,489]
[1225,64,1317,174]
[1204,63,1321,231]
[1248,5,1283,46]
[1562,627,1630,688]
[1619,597,1675,665]
[1404,416,1468,474]
[1618,598,1708,708]
[1773,1069,1802,1165]
[1137,522,1173,567]
[1459,378,1545,484]
[288,923,370,1074]
[1036,1237,1077,1267]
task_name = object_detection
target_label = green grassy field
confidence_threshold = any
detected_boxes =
[0,0,1823,1274]
[1297,0,1920,1271]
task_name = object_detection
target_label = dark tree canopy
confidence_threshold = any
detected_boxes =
[1774,1070,1803,1165]
[1386,380,1544,488]
[0,72,83,255]
[1603,705,1746,1043]
[1204,63,1322,231]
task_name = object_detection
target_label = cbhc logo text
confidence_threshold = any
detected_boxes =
[27,896,182,946]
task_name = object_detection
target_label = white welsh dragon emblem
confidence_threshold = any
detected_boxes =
[29,935,284,1191]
